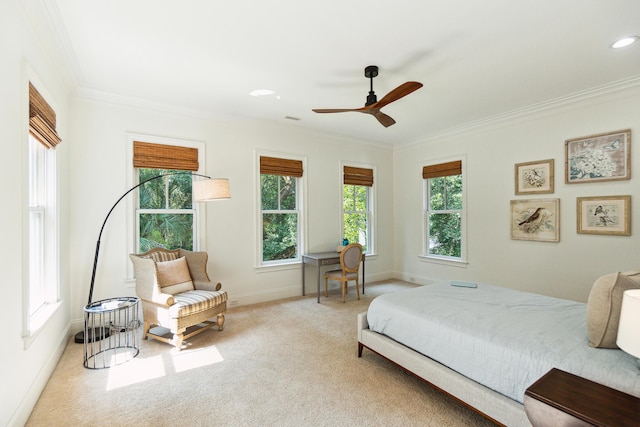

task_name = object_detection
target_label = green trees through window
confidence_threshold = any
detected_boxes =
[138,169,194,251]
[261,174,298,262]
[426,174,462,258]
[343,184,368,252]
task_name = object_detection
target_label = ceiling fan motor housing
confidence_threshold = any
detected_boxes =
[365,65,379,105]
[364,65,379,78]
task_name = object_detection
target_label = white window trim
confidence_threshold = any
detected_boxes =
[419,155,468,266]
[125,133,206,281]
[22,70,62,344]
[339,161,376,256]
[255,150,307,269]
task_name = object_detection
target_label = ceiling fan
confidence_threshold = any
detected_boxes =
[312,65,423,127]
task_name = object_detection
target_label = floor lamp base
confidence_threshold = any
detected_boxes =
[74,328,111,344]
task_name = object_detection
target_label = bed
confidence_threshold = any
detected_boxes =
[357,280,640,426]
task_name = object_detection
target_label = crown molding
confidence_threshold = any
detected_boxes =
[398,74,640,150]
[41,0,84,88]
[17,0,79,89]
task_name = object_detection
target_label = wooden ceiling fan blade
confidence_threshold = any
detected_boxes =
[375,81,423,109]
[312,108,360,113]
[373,111,396,127]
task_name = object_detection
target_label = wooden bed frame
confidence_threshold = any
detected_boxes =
[357,312,531,427]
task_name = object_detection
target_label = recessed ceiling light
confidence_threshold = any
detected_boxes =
[611,36,639,49]
[249,89,275,97]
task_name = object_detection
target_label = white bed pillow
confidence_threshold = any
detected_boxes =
[586,271,640,348]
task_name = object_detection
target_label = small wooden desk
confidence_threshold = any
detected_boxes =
[302,251,365,303]
[524,368,640,427]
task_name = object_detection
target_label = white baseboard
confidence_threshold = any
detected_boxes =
[10,324,70,427]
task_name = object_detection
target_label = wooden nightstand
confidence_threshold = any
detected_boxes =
[524,368,640,427]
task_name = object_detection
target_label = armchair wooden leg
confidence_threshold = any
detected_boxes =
[142,321,151,340]
[356,279,360,300]
[216,313,225,331]
[341,280,346,303]
[172,333,184,351]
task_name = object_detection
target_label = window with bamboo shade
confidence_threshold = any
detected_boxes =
[27,81,61,334]
[259,155,303,264]
[133,140,201,251]
[423,159,465,261]
[342,165,374,253]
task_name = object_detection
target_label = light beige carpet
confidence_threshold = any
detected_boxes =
[27,280,496,426]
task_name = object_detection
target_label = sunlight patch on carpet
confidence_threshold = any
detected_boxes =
[106,355,166,390]
[171,346,224,372]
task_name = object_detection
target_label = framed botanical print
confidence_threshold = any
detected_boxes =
[565,129,631,184]
[577,195,631,236]
[510,199,560,242]
[515,159,554,194]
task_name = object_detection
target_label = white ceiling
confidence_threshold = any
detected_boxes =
[35,0,640,147]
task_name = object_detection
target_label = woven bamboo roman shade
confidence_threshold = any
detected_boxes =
[29,82,61,149]
[260,156,303,177]
[133,141,199,171]
[344,166,374,186]
[422,160,462,179]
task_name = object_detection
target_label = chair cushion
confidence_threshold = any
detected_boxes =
[586,270,640,348]
[155,257,195,295]
[325,270,358,280]
[169,290,228,318]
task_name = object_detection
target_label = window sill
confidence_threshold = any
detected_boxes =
[418,255,468,268]
[23,300,62,350]
[255,260,301,273]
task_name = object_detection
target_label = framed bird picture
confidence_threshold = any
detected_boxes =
[515,159,554,194]
[565,129,631,184]
[510,199,560,242]
[577,195,631,236]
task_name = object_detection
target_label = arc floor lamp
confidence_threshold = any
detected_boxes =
[74,172,231,343]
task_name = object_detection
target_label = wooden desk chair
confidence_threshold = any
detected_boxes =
[324,243,363,303]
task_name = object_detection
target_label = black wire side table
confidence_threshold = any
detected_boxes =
[83,297,140,369]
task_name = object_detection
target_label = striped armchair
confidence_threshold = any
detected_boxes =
[129,247,227,351]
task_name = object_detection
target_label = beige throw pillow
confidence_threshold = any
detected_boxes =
[155,256,194,295]
[586,271,640,348]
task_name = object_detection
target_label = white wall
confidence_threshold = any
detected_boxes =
[1,1,72,426]
[394,86,640,302]
[67,98,396,324]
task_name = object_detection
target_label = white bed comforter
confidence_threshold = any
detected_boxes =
[366,283,640,403]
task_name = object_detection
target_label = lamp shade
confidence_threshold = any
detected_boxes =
[617,289,640,358]
[193,178,231,201]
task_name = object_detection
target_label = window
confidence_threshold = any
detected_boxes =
[137,169,195,251]
[423,160,465,262]
[133,141,200,252]
[28,135,52,321]
[259,155,303,265]
[342,165,374,254]
[26,82,61,335]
